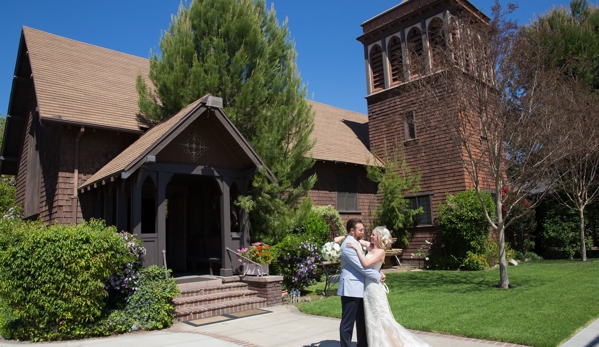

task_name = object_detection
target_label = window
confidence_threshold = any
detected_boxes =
[337,174,358,212]
[388,36,404,84]
[428,17,446,71]
[407,27,424,78]
[408,195,432,225]
[370,44,385,91]
[404,111,416,140]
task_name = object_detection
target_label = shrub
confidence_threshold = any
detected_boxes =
[483,238,517,267]
[121,266,179,330]
[0,219,132,341]
[0,176,16,217]
[89,266,179,335]
[515,251,543,261]
[314,205,345,241]
[437,189,495,258]
[301,209,329,246]
[271,234,321,290]
[462,251,488,271]
[541,207,593,259]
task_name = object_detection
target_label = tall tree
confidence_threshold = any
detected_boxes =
[529,0,599,261]
[413,2,570,288]
[533,0,599,90]
[136,0,315,242]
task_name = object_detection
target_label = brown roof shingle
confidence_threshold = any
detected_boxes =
[23,27,150,132]
[21,28,379,168]
[308,100,381,166]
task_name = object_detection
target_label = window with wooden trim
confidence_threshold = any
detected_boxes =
[404,111,417,140]
[407,27,424,78]
[408,195,432,225]
[370,44,385,91]
[388,36,404,84]
[337,174,358,212]
[428,17,447,71]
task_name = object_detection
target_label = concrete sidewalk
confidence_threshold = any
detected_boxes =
[0,305,597,346]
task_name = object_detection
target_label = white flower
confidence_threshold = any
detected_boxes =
[321,242,341,261]
[425,257,429,261]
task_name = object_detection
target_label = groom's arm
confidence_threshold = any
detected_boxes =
[342,244,381,282]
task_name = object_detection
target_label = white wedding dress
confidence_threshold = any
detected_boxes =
[363,254,432,347]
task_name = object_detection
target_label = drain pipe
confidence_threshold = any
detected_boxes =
[72,126,85,224]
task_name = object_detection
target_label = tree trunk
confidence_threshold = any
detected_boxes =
[497,199,510,289]
[580,208,587,262]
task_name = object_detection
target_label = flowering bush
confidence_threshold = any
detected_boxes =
[106,232,146,296]
[462,251,488,271]
[272,235,321,290]
[321,242,341,262]
[237,242,274,264]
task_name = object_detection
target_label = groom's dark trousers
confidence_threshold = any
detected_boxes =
[340,296,367,347]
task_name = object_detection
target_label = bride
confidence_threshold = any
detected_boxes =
[344,226,432,347]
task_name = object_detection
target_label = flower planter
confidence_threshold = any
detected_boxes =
[244,263,269,276]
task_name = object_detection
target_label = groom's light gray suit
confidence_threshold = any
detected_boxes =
[338,234,381,347]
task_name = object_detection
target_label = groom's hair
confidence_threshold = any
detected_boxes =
[346,218,363,234]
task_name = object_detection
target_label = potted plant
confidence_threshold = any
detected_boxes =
[237,242,274,275]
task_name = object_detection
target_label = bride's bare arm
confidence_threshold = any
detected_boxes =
[334,235,371,249]
[346,242,385,268]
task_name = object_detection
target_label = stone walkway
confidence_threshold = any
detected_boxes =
[0,302,597,346]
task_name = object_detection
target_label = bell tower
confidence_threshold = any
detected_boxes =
[357,0,490,261]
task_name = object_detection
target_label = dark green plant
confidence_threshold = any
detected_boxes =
[437,189,495,260]
[367,143,421,248]
[0,219,132,341]
[137,0,316,243]
[301,209,329,246]
[541,206,593,259]
[121,266,179,330]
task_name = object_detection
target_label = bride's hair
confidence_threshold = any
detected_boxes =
[374,226,392,250]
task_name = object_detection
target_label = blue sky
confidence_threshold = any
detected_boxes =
[0,0,573,117]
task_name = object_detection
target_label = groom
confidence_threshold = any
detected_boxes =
[338,218,385,347]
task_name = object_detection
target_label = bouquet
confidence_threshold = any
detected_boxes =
[321,242,341,262]
[237,242,274,264]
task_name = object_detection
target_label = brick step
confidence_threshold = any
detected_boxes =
[176,282,249,298]
[175,296,268,321]
[173,289,259,308]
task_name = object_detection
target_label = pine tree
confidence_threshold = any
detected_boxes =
[136,0,315,242]
[533,0,599,90]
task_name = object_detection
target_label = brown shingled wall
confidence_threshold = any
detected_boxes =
[366,82,468,256]
[39,122,61,222]
[303,161,379,230]
[50,127,137,224]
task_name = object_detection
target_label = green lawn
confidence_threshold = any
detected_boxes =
[297,260,599,347]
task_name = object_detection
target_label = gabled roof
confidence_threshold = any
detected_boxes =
[308,101,382,167]
[22,27,150,132]
[79,95,274,190]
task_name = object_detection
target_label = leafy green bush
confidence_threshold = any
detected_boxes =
[0,219,132,340]
[483,238,517,267]
[301,209,329,246]
[462,251,488,271]
[0,220,179,341]
[314,205,345,241]
[0,176,16,217]
[437,189,495,258]
[541,207,593,259]
[515,251,543,261]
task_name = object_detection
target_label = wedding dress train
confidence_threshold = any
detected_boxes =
[363,255,432,347]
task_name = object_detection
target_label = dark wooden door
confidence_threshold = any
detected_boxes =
[167,197,187,271]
